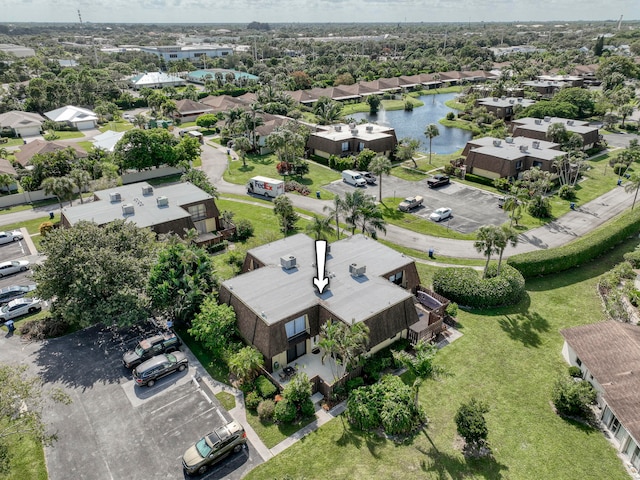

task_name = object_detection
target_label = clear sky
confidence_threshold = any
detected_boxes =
[0,0,637,24]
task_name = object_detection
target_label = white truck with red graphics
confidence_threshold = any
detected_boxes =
[246,176,285,198]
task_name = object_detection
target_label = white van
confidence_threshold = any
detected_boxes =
[247,176,285,198]
[342,170,366,187]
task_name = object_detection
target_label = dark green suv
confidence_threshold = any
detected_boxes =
[182,421,247,475]
[122,332,181,368]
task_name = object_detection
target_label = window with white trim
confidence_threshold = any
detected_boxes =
[341,142,349,152]
[188,204,206,221]
[285,316,307,339]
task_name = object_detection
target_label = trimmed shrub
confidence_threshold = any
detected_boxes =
[568,366,583,378]
[234,219,254,241]
[446,111,455,121]
[492,177,511,192]
[433,264,525,308]
[558,185,576,200]
[255,375,277,399]
[39,221,54,237]
[527,195,551,218]
[613,163,627,175]
[300,398,315,417]
[463,173,494,187]
[552,376,596,418]
[446,302,458,317]
[508,206,640,278]
[245,391,262,411]
[273,398,297,423]
[257,399,275,420]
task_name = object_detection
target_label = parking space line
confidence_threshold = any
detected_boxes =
[148,392,193,416]
[162,405,219,436]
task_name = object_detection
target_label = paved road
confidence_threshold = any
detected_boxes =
[202,141,638,259]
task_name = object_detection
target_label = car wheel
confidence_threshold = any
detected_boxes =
[178,364,186,372]
[12,237,19,242]
[28,307,38,313]
[146,379,155,387]
[197,465,208,475]
[233,444,243,453]
[19,267,27,272]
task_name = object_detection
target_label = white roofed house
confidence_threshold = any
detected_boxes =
[91,130,126,152]
[0,111,45,138]
[129,72,186,90]
[44,106,98,131]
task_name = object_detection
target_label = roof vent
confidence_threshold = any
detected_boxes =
[535,118,542,125]
[142,185,153,196]
[519,145,528,153]
[334,125,342,132]
[493,97,499,101]
[122,203,135,215]
[543,116,551,122]
[349,263,366,277]
[157,196,169,207]
[517,97,523,102]
[493,139,502,147]
[509,99,515,104]
[280,255,296,270]
[505,137,514,143]
[366,125,373,132]
[109,192,121,203]
[532,141,540,149]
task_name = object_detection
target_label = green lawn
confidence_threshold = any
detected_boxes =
[45,130,84,140]
[380,198,476,240]
[245,409,316,449]
[0,138,23,148]
[245,238,638,480]
[222,154,341,193]
[0,423,48,480]
[215,392,236,411]
[378,239,485,267]
[76,140,94,152]
[98,122,134,133]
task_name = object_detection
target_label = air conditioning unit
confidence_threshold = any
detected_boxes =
[543,116,551,122]
[156,196,169,207]
[122,204,134,215]
[335,125,342,132]
[349,122,356,129]
[109,192,121,203]
[535,119,542,125]
[142,185,153,196]
[505,137,514,143]
[365,125,373,132]
[493,97,499,101]
[567,120,574,126]
[280,255,296,270]
[493,140,502,147]
[351,129,358,135]
[509,99,515,104]
[349,263,366,277]
[517,97,523,102]
[519,145,528,153]
[532,141,540,149]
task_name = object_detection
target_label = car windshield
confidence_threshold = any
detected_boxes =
[165,353,176,362]
[195,437,213,458]
[134,345,145,356]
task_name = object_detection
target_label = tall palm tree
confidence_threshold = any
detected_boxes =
[359,200,387,239]
[424,123,440,165]
[343,189,368,234]
[41,176,75,209]
[495,224,519,275]
[502,195,521,227]
[0,147,8,159]
[248,103,264,150]
[69,169,91,204]
[625,172,640,210]
[474,225,501,278]
[368,155,392,202]
[232,136,252,168]
[305,214,333,241]
[0,173,13,193]
[323,195,346,239]
[393,340,442,407]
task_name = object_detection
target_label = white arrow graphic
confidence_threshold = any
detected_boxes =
[313,240,329,294]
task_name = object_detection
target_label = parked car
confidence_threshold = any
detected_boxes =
[359,171,376,184]
[0,284,37,305]
[0,230,23,245]
[0,260,29,278]
[0,297,42,323]
[132,351,188,387]
[427,174,450,188]
[398,196,424,212]
[122,332,182,368]
[430,207,452,222]
[182,421,248,476]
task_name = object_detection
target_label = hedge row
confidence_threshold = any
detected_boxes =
[463,173,495,188]
[507,206,640,278]
[432,264,525,308]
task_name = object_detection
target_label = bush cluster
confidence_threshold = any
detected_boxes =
[433,264,525,308]
[245,391,262,411]
[328,155,356,172]
[558,185,576,200]
[463,173,495,187]
[508,207,640,278]
[551,376,596,418]
[234,219,254,241]
[284,180,310,196]
[255,375,277,398]
[257,399,275,420]
[623,245,640,268]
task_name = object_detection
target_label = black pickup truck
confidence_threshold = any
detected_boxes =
[427,174,450,188]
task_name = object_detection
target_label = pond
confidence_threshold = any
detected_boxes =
[348,92,472,155]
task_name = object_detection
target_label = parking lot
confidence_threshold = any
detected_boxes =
[39,323,262,480]
[324,174,509,234]
[0,235,37,289]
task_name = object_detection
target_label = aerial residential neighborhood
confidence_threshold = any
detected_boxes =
[0,9,638,480]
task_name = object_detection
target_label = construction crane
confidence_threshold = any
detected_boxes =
[617,15,623,30]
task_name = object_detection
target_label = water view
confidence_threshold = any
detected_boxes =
[349,92,472,155]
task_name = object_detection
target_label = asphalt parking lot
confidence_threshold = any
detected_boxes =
[324,175,509,234]
[0,237,36,288]
[39,324,262,480]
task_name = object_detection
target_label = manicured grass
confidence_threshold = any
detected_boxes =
[444,98,466,110]
[0,215,53,235]
[0,422,48,480]
[245,239,637,480]
[0,138,23,147]
[176,326,230,384]
[380,198,476,240]
[380,97,424,110]
[245,409,317,449]
[44,130,84,140]
[378,239,485,267]
[0,203,37,215]
[76,140,94,152]
[439,117,482,134]
[98,122,134,133]
[222,154,341,193]
[215,392,236,411]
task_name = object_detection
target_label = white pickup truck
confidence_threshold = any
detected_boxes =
[398,196,424,212]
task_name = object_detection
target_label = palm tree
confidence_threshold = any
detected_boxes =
[368,155,392,202]
[318,319,369,380]
[41,176,75,209]
[343,189,368,234]
[0,173,13,194]
[232,136,252,168]
[393,340,442,407]
[0,147,8,159]
[474,225,501,278]
[323,195,346,239]
[424,123,440,165]
[228,346,264,385]
[495,224,519,275]
[305,214,333,241]
[248,103,264,150]
[358,200,387,239]
[132,114,146,129]
[69,169,91,204]
[502,195,521,227]
[625,172,640,210]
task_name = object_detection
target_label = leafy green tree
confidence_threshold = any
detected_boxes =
[147,241,217,324]
[29,147,77,188]
[474,225,501,278]
[551,375,596,418]
[188,296,237,357]
[228,346,264,384]
[0,173,14,193]
[233,135,252,168]
[318,318,369,379]
[174,136,202,165]
[395,137,421,168]
[356,148,377,171]
[305,214,333,241]
[113,128,179,171]
[69,168,91,204]
[619,104,634,128]
[196,113,218,129]
[393,340,443,407]
[624,172,640,210]
[367,95,381,115]
[424,123,440,164]
[41,176,75,209]
[455,398,490,450]
[273,195,299,236]
[323,195,346,239]
[180,169,219,198]
[553,88,595,118]
[368,155,392,202]
[0,364,71,475]
[33,220,157,327]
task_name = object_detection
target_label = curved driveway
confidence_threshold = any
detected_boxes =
[202,140,636,259]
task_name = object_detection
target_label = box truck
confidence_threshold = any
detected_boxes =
[342,170,366,187]
[247,176,285,198]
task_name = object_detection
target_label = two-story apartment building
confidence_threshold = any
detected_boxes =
[306,123,397,159]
